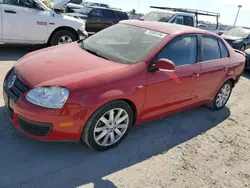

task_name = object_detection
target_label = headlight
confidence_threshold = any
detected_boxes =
[26,86,69,109]
[79,22,86,31]
[233,39,243,43]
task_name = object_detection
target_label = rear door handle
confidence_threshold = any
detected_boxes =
[4,10,17,14]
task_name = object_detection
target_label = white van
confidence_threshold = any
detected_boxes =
[0,0,88,46]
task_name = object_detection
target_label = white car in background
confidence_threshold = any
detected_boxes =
[0,0,88,46]
[66,1,110,13]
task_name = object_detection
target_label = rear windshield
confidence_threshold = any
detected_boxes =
[80,24,167,64]
[142,11,173,22]
[116,11,129,20]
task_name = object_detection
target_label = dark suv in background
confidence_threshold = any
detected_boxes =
[66,7,128,34]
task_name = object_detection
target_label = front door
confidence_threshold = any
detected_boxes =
[1,0,49,42]
[143,35,201,121]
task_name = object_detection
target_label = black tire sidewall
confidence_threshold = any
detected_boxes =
[50,30,76,46]
[213,81,233,110]
[83,101,134,151]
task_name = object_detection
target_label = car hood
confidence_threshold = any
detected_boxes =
[222,34,245,41]
[14,43,130,88]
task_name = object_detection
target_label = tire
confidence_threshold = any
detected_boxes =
[49,30,77,46]
[82,100,134,151]
[209,80,233,110]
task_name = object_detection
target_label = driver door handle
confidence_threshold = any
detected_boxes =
[4,10,17,14]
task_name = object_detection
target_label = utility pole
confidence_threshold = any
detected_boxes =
[234,5,242,26]
[137,0,140,13]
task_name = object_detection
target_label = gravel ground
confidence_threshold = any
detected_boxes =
[0,45,249,188]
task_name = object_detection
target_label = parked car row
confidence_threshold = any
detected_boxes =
[65,6,129,34]
[66,1,110,13]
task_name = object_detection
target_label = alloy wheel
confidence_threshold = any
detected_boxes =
[93,108,129,146]
[216,83,231,108]
[58,36,73,45]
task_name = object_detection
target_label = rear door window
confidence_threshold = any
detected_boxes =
[89,9,103,18]
[219,40,229,58]
[171,15,184,25]
[103,10,116,19]
[184,16,194,27]
[116,11,129,20]
[201,36,220,61]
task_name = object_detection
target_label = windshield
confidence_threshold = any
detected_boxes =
[224,28,250,38]
[80,24,167,64]
[142,11,173,22]
[78,7,92,14]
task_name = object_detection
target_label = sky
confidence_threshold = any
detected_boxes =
[87,0,250,27]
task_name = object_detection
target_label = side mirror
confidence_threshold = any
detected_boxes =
[154,58,176,72]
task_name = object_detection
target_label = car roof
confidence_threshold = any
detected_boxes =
[120,20,217,36]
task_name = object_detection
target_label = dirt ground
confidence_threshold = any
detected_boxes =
[0,45,249,188]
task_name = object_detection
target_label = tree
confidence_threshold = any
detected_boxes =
[129,9,136,15]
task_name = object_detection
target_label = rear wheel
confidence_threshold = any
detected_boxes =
[210,80,233,110]
[49,30,77,46]
[82,100,134,151]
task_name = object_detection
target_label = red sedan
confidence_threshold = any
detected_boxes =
[3,20,245,151]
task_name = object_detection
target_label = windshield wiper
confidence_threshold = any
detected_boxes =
[85,48,109,60]
[78,41,109,60]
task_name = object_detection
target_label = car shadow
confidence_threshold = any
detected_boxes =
[0,44,46,61]
[0,105,231,188]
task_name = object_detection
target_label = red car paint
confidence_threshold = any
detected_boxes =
[4,20,245,141]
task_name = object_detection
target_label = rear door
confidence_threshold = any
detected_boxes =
[86,8,104,34]
[198,35,230,100]
[101,9,118,28]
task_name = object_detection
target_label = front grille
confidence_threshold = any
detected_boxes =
[18,116,52,136]
[5,70,30,102]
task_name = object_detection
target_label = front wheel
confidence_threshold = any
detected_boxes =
[49,30,77,46]
[82,100,134,151]
[211,81,233,110]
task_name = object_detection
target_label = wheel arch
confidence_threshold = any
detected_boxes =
[47,26,79,44]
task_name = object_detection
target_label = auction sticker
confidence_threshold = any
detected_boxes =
[145,30,167,38]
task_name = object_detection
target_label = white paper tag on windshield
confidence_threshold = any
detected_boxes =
[145,30,167,38]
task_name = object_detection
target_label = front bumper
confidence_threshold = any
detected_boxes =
[77,29,88,40]
[3,72,93,142]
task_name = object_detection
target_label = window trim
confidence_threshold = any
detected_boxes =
[148,34,199,70]
[200,34,222,62]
